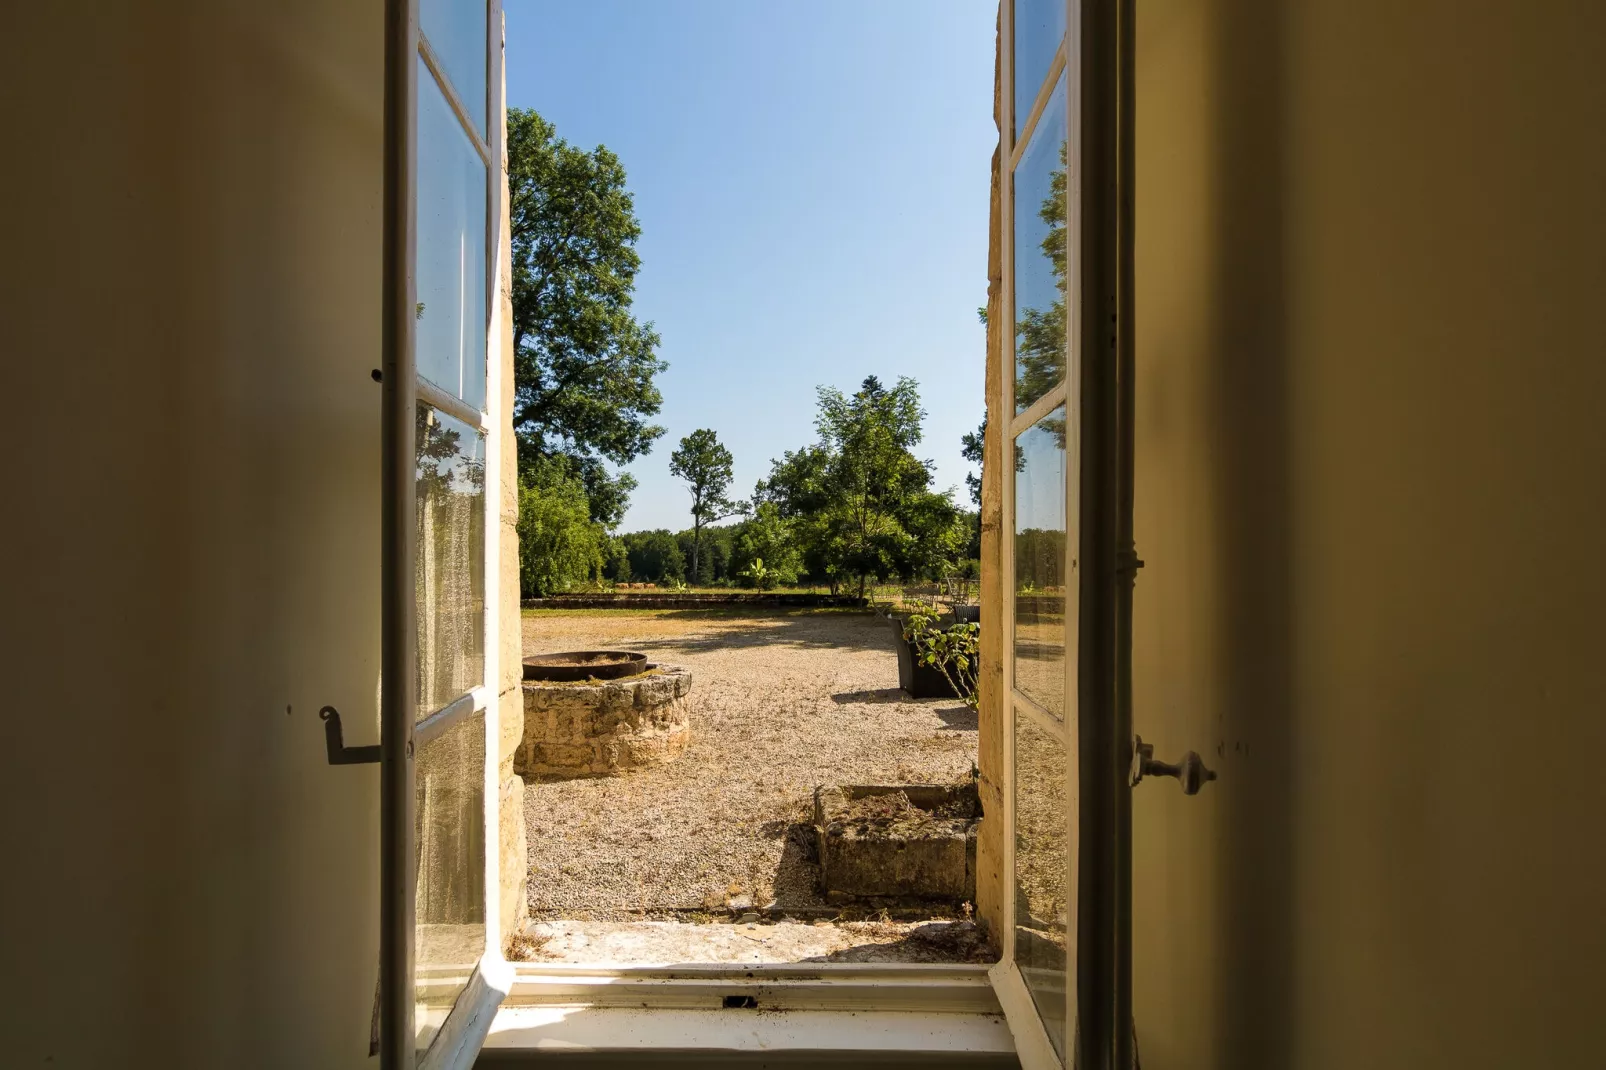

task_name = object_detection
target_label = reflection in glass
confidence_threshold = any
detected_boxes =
[414,712,486,1052]
[421,0,488,135]
[417,57,488,410]
[1013,73,1068,413]
[1014,406,1068,715]
[416,405,486,718]
[1015,707,1070,1062]
[1013,0,1067,141]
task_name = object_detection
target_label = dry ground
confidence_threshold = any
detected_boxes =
[520,608,979,922]
[510,918,994,966]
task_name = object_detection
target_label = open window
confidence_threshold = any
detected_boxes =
[989,0,1125,1066]
[379,1,509,1066]
[377,1,1125,1065]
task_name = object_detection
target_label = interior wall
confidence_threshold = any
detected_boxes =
[3,2,387,1065]
[1130,1,1606,1067]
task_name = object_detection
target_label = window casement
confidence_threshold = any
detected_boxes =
[988,2,1114,1068]
[380,1,507,1067]
[379,3,1122,1068]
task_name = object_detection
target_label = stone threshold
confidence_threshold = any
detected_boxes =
[512,918,995,967]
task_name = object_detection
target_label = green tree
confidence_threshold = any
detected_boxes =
[668,428,747,583]
[516,461,606,597]
[599,535,630,583]
[753,445,839,587]
[620,529,684,584]
[676,525,736,585]
[896,489,969,583]
[730,502,802,588]
[508,108,667,528]
[816,376,929,598]
[961,415,1031,510]
[961,418,985,507]
[758,375,960,598]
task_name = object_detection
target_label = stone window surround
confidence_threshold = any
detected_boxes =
[455,5,1044,1069]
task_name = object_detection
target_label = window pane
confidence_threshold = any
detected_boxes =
[421,0,487,135]
[417,57,488,411]
[416,404,486,717]
[1013,0,1066,141]
[1013,73,1068,413]
[1014,405,1068,715]
[414,712,487,1052]
[1015,707,1070,1062]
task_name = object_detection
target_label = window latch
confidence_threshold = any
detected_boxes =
[1131,735,1216,795]
[321,706,381,765]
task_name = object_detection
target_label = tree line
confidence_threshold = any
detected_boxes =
[505,107,981,597]
[519,376,983,597]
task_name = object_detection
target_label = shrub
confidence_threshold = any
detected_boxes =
[730,502,801,588]
[902,599,979,708]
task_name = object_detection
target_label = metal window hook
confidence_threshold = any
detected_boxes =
[321,706,381,765]
[1131,735,1217,795]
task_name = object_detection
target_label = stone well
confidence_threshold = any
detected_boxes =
[515,665,692,779]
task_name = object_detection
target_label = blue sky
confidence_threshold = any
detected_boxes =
[505,0,997,532]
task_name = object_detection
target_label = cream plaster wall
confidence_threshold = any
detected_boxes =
[1131,1,1606,1066]
[2,1,517,1065]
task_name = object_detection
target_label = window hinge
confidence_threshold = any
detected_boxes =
[321,706,381,765]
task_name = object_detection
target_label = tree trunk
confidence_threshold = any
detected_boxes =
[691,519,700,584]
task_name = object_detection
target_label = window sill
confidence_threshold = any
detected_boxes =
[419,954,515,1070]
[475,962,1016,1066]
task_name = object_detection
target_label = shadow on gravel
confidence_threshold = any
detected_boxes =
[765,821,824,910]
[830,687,906,704]
[800,920,997,964]
[583,613,897,656]
[934,705,978,731]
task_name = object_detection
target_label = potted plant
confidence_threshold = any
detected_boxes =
[894,599,979,704]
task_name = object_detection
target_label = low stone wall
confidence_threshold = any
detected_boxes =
[814,783,980,902]
[521,593,867,610]
[515,666,692,779]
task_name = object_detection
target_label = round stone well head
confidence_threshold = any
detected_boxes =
[515,654,692,780]
[522,650,648,683]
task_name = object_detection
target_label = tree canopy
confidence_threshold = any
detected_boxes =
[508,107,666,527]
[618,529,684,585]
[516,463,606,597]
[729,502,802,589]
[756,376,967,597]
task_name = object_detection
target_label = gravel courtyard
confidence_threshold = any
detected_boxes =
[520,608,979,922]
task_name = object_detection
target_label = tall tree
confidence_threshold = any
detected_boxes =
[668,428,746,582]
[759,376,962,598]
[817,376,924,598]
[508,108,666,527]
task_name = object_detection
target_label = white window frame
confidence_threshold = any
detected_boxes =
[989,2,1084,1068]
[464,3,1112,1066]
[409,3,512,1069]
